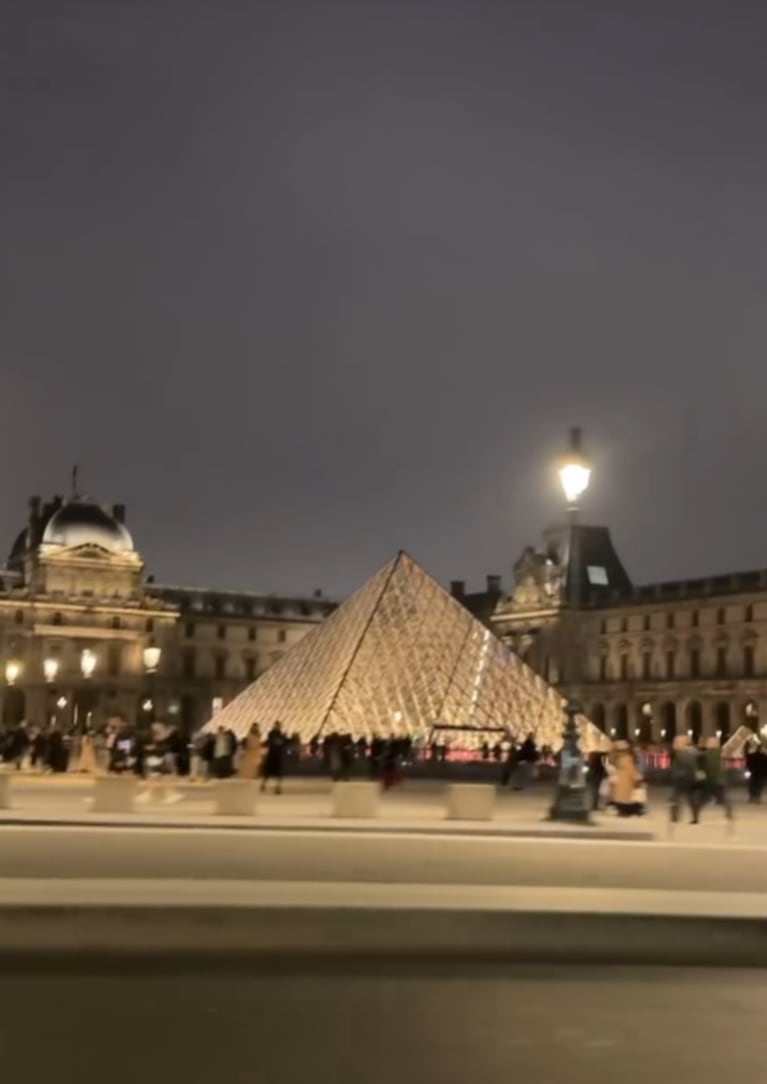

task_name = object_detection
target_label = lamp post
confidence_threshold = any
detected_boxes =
[5,660,21,686]
[558,427,592,610]
[142,643,162,730]
[80,649,96,680]
[549,698,591,823]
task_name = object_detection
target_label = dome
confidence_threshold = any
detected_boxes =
[42,499,134,553]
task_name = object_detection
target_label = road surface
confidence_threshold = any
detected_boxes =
[0,963,762,1083]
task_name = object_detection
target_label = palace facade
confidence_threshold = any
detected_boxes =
[0,493,335,732]
[454,522,767,744]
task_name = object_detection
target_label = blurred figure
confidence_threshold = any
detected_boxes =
[610,740,644,817]
[702,736,732,820]
[46,725,67,773]
[382,739,403,790]
[669,734,702,824]
[515,734,539,789]
[746,741,767,803]
[239,723,263,780]
[212,725,235,779]
[262,721,286,794]
[370,734,385,779]
[77,729,99,774]
[585,750,608,812]
[501,743,520,788]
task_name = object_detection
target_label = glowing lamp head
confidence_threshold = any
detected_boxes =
[5,660,21,685]
[43,657,59,683]
[143,645,161,673]
[80,648,97,679]
[558,427,591,508]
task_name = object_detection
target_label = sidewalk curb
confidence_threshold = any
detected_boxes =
[0,814,655,842]
[0,905,765,968]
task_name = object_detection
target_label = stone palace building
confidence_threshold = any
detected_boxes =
[3,481,762,746]
[454,522,767,744]
[0,492,335,732]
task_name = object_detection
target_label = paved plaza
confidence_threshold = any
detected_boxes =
[0,773,759,844]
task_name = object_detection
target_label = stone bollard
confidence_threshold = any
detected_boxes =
[445,783,496,821]
[332,781,380,819]
[214,780,258,816]
[92,775,138,814]
[0,771,12,810]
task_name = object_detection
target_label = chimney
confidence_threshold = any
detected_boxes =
[486,574,502,595]
[27,496,41,550]
[113,503,126,523]
[450,580,465,599]
[313,588,323,598]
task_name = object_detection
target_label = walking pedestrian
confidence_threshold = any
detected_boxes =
[261,721,286,794]
[238,723,263,780]
[610,740,644,817]
[701,736,732,821]
[669,734,703,824]
[585,750,608,812]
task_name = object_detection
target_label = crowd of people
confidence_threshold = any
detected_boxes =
[0,718,762,822]
[580,733,743,823]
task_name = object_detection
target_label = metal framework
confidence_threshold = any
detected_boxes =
[209,551,601,747]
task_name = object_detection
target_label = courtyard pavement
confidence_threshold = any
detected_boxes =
[0,772,759,846]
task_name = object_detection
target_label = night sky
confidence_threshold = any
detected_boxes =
[2,1,766,598]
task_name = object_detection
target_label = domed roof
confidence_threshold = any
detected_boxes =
[42,499,134,553]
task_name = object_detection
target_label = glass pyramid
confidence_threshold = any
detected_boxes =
[211,551,600,749]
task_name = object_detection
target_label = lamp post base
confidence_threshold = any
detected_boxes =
[549,784,591,823]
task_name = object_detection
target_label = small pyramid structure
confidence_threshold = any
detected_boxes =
[209,551,602,749]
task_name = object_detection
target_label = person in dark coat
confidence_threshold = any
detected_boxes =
[746,742,767,803]
[585,751,608,812]
[262,721,287,794]
[46,726,67,773]
[370,735,385,779]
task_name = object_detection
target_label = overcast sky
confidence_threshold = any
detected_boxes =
[2,0,766,597]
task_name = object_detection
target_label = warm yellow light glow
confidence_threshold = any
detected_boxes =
[143,645,161,673]
[142,697,153,713]
[56,695,68,709]
[80,648,97,678]
[558,427,592,507]
[5,660,21,685]
[559,462,591,505]
[43,657,59,683]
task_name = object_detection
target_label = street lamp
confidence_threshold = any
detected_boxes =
[80,648,97,679]
[5,660,21,685]
[143,644,161,673]
[43,656,59,683]
[549,699,591,823]
[558,427,591,611]
[558,426,592,512]
[56,695,68,710]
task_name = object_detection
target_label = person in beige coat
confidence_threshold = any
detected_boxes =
[77,731,100,774]
[238,724,264,780]
[610,740,643,816]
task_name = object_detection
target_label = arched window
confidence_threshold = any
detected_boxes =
[661,702,677,741]
[615,703,629,740]
[590,703,606,731]
[715,702,731,740]
[686,701,703,743]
